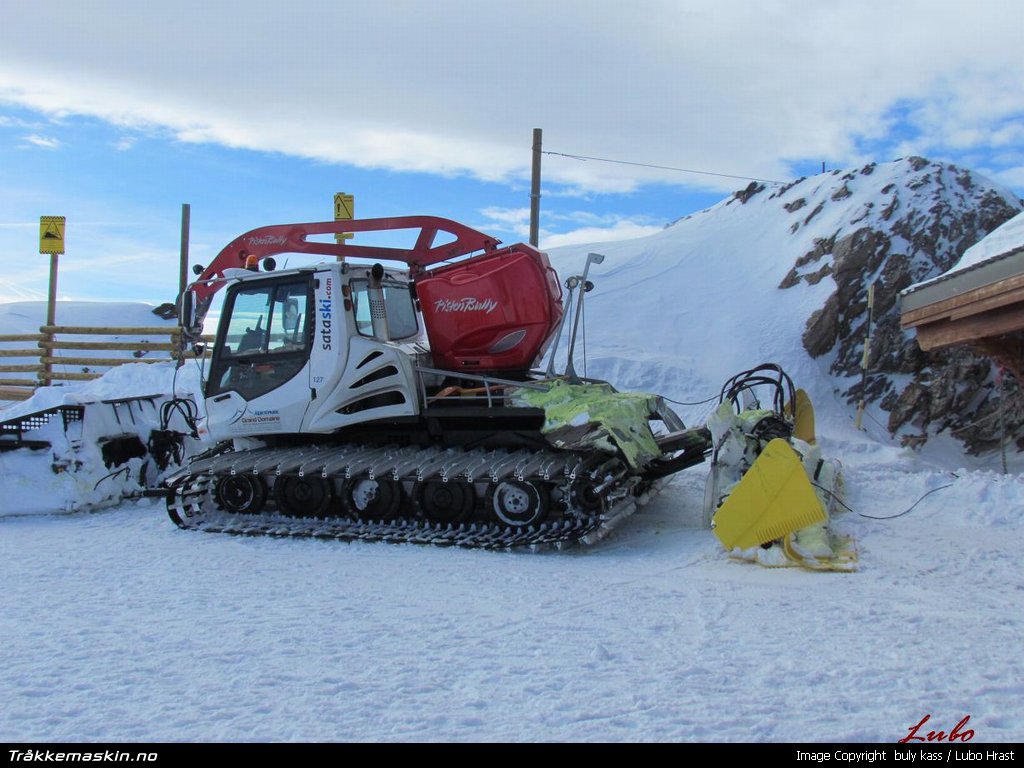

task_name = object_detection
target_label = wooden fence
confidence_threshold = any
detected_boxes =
[0,325,212,401]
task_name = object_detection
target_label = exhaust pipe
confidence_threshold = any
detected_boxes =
[367,263,392,341]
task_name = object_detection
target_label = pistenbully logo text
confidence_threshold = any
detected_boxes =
[433,297,498,314]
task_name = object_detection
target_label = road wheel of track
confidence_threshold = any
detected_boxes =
[214,474,267,515]
[486,480,549,528]
[570,476,604,514]
[414,480,475,525]
[342,477,403,521]
[273,475,334,518]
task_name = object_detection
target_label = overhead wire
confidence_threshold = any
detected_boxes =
[543,150,787,185]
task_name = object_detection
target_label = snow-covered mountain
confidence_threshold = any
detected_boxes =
[548,157,1023,455]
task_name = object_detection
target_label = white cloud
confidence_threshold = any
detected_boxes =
[540,220,663,249]
[479,206,665,246]
[0,114,44,129]
[988,166,1024,193]
[0,275,46,301]
[0,0,1022,193]
[478,206,532,238]
[21,134,61,149]
[479,207,531,228]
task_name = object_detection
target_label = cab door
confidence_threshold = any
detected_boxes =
[204,276,314,439]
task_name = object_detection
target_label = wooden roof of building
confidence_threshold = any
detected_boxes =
[901,244,1024,378]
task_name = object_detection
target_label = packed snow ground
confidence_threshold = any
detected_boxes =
[2,455,1022,742]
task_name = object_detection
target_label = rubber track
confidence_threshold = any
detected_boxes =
[165,444,658,551]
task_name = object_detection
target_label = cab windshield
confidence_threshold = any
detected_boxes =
[207,278,311,400]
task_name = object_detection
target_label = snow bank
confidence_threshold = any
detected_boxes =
[0,302,203,516]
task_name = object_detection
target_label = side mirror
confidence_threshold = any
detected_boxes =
[180,289,199,335]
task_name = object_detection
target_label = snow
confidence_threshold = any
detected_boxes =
[1,303,201,516]
[0,361,203,515]
[2,161,1024,742]
[902,201,1024,297]
[2,466,1021,742]
[951,209,1024,274]
[0,301,175,336]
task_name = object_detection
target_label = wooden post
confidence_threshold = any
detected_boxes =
[39,215,65,387]
[43,254,59,387]
[43,254,58,386]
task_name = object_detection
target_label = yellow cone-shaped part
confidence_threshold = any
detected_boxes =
[789,388,817,445]
[712,438,827,550]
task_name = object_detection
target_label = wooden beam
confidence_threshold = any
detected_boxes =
[0,385,33,403]
[38,340,178,351]
[948,283,1024,321]
[901,271,1024,328]
[48,371,103,381]
[40,356,176,367]
[40,325,183,335]
[0,349,41,358]
[915,304,1024,350]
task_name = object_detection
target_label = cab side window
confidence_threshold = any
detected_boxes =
[349,279,418,340]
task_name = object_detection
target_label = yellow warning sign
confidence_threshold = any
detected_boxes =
[334,193,354,242]
[39,216,66,255]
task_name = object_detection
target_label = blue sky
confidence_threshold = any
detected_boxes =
[1,0,1022,305]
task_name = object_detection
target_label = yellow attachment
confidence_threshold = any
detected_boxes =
[728,533,859,572]
[788,388,816,445]
[782,533,859,572]
[712,438,827,550]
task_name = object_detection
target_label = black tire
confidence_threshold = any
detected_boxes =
[486,480,549,527]
[341,477,404,521]
[414,480,475,525]
[214,473,268,515]
[273,475,334,518]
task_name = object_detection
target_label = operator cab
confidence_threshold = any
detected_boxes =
[206,272,315,401]
[205,264,421,404]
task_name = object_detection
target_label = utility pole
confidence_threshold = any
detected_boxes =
[530,128,542,247]
[178,203,191,300]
